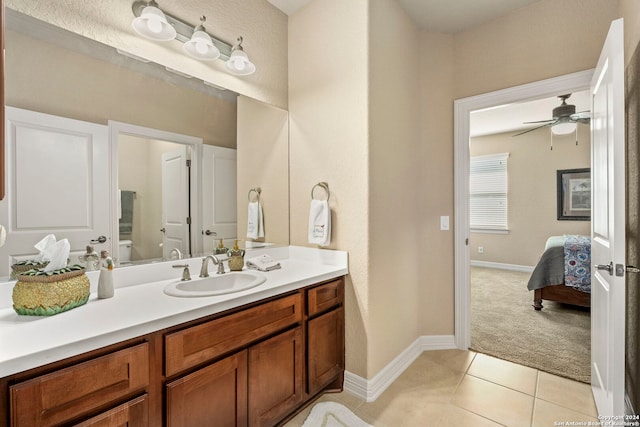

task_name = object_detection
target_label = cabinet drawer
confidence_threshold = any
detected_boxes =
[307,279,343,317]
[74,394,148,426]
[10,343,149,427]
[165,293,302,377]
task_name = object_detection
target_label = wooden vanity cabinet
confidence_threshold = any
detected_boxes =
[0,276,346,427]
[164,293,304,427]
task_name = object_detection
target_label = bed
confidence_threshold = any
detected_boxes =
[527,235,591,311]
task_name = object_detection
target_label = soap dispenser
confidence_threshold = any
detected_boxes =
[227,240,245,271]
[97,257,114,299]
[214,239,228,255]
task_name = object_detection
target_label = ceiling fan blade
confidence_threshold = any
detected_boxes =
[573,117,591,124]
[522,119,555,124]
[512,122,554,137]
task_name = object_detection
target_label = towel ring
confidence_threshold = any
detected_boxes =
[311,182,330,201]
[248,187,262,202]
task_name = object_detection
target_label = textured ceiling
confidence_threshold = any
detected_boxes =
[267,0,542,33]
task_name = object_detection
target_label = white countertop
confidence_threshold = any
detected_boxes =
[0,246,348,378]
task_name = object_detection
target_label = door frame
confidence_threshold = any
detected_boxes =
[108,121,203,263]
[453,69,594,349]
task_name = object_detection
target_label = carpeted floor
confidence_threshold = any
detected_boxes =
[470,266,591,383]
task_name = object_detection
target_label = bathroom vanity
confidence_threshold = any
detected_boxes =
[0,247,347,426]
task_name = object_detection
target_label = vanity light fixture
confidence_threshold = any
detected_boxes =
[131,1,255,75]
[131,0,176,41]
[183,17,220,61]
[225,37,256,75]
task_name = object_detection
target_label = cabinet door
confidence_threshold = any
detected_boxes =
[73,395,148,426]
[248,327,304,427]
[307,308,345,395]
[166,351,247,427]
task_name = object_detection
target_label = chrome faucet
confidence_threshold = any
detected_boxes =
[172,264,191,281]
[169,248,183,260]
[200,255,225,277]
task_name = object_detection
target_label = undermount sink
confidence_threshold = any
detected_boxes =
[163,271,267,297]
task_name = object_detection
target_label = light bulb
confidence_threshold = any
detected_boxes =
[232,59,245,71]
[195,40,208,54]
[147,17,163,34]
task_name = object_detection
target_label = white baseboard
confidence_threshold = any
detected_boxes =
[470,260,534,273]
[343,335,456,402]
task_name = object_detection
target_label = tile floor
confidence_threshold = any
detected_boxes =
[284,350,598,427]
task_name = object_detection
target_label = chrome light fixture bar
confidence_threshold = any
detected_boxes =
[132,0,232,60]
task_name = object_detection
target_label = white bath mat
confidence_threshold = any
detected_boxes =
[302,401,374,427]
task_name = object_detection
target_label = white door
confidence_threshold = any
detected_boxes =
[161,147,190,259]
[0,107,110,274]
[590,18,625,416]
[201,145,237,250]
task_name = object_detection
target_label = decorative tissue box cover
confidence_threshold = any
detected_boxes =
[12,267,90,316]
[10,260,49,280]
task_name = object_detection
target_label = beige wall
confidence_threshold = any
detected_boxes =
[620,0,640,67]
[289,0,370,377]
[6,0,289,109]
[369,0,422,377]
[453,0,619,99]
[5,29,236,148]
[236,96,289,245]
[469,128,591,267]
[418,31,456,336]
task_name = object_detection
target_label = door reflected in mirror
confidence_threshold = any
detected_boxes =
[118,135,192,263]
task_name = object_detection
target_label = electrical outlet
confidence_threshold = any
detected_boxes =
[478,246,484,254]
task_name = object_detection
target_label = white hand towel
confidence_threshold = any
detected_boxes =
[247,201,265,240]
[308,199,331,246]
[246,254,281,272]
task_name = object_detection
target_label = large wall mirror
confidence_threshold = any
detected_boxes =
[0,7,289,276]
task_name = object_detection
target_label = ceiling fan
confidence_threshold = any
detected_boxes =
[513,94,591,137]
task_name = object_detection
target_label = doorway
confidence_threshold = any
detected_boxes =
[453,69,594,349]
[109,121,203,265]
[467,92,592,381]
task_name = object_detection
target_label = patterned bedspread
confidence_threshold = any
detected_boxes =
[527,235,591,293]
[563,235,591,292]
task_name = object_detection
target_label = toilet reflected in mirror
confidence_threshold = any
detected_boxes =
[119,240,133,264]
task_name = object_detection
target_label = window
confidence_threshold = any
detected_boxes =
[470,153,509,232]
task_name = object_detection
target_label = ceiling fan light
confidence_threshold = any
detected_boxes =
[132,3,176,41]
[552,122,577,135]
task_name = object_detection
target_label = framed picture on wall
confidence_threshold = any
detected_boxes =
[557,168,591,221]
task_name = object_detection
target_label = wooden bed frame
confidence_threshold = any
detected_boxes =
[533,284,591,311]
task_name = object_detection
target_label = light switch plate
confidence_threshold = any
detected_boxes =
[440,216,449,231]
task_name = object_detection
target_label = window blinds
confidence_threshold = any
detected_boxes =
[470,153,509,231]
